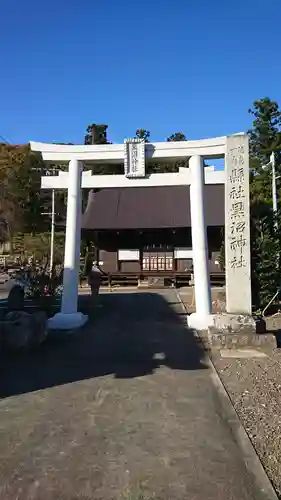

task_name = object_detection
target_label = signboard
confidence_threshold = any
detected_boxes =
[124,138,145,178]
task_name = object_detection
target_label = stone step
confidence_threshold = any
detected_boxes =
[206,331,277,350]
[137,278,166,289]
[138,279,149,288]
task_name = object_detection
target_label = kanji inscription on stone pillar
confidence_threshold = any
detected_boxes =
[225,134,252,314]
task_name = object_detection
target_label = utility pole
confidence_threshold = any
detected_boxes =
[50,188,55,272]
[263,152,279,231]
[38,167,58,272]
[41,189,56,273]
[271,152,278,224]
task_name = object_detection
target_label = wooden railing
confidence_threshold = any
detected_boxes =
[98,271,225,288]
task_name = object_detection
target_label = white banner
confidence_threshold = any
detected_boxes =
[174,248,193,259]
[118,249,140,261]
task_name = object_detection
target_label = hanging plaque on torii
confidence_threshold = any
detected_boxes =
[124,138,146,178]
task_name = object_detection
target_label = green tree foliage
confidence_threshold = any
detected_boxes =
[167,132,186,142]
[0,144,49,240]
[0,215,9,245]
[251,208,280,309]
[83,123,122,175]
[249,98,281,174]
[11,232,65,264]
[143,130,188,173]
[84,124,109,145]
[147,131,188,173]
[248,98,281,309]
[135,129,150,142]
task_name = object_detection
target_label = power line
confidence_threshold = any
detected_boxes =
[0,135,10,145]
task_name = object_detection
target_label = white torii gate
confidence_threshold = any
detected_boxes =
[30,134,252,331]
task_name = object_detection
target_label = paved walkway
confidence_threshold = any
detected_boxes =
[0,290,268,499]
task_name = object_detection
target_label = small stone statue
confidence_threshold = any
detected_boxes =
[4,310,48,351]
[3,284,48,351]
[4,311,33,351]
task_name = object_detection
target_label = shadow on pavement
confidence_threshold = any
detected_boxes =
[0,292,208,399]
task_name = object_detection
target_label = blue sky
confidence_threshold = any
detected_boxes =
[1,0,280,145]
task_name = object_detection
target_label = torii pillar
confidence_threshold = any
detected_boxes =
[48,158,88,329]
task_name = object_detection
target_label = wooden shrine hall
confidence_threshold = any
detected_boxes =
[81,184,225,287]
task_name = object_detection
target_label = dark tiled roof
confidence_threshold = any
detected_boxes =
[82,185,224,230]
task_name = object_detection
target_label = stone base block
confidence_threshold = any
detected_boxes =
[207,332,276,349]
[209,313,256,335]
[206,313,276,349]
[48,312,88,330]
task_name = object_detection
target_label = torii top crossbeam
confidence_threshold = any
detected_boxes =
[31,137,226,189]
[31,135,226,164]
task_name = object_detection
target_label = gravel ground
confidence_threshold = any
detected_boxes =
[177,288,281,497]
[212,347,281,498]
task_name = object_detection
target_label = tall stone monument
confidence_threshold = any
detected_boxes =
[225,134,252,315]
[210,133,257,341]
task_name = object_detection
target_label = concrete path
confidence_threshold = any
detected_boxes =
[0,290,270,499]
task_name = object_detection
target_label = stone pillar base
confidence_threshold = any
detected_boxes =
[48,312,88,330]
[206,313,276,349]
[187,312,214,330]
